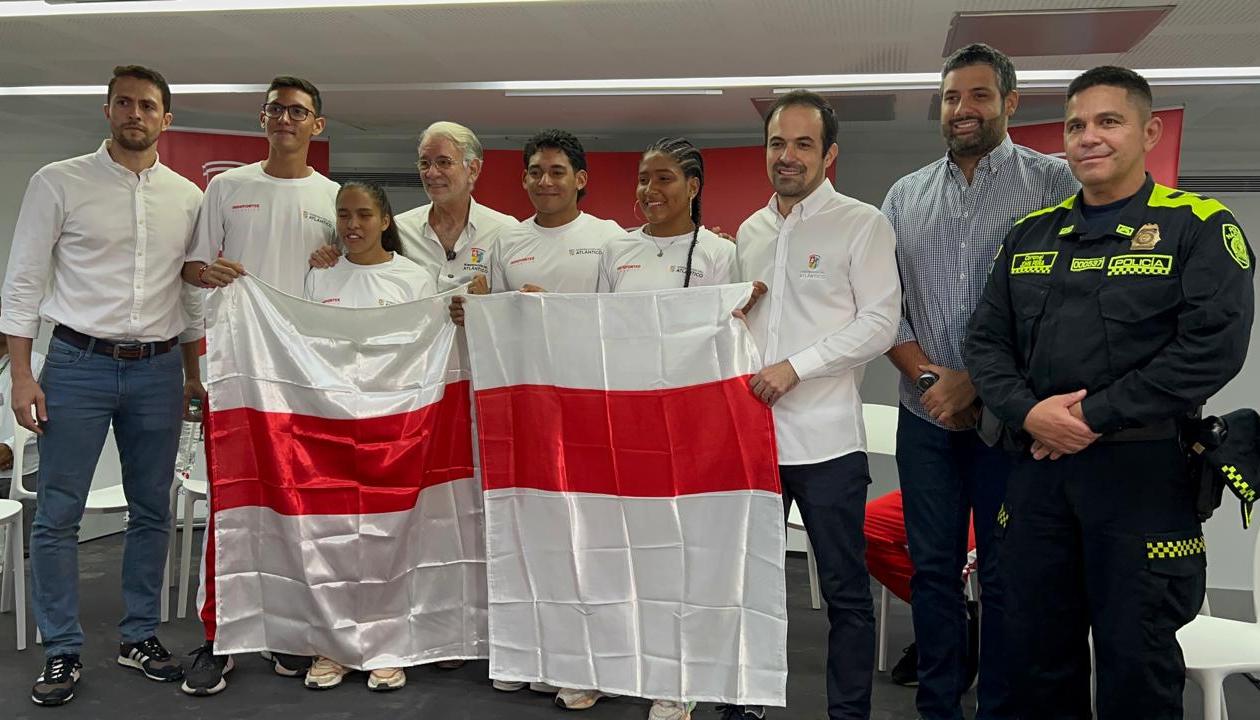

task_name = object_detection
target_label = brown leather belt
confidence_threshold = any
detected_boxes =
[53,325,179,361]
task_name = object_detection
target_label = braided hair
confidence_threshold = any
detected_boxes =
[643,137,704,287]
[337,180,403,255]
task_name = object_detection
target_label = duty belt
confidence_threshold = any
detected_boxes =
[53,325,179,361]
[1097,419,1179,443]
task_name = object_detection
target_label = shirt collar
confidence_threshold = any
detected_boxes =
[94,139,161,179]
[768,179,836,222]
[946,133,1015,179]
[1060,174,1157,241]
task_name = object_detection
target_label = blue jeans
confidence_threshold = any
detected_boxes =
[781,452,875,720]
[30,336,183,658]
[896,406,1012,720]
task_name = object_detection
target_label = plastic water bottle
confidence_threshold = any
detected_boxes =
[177,397,204,480]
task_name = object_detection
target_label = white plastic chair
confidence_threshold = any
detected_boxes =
[0,496,28,650]
[175,476,207,618]
[1176,527,1259,720]
[7,423,173,627]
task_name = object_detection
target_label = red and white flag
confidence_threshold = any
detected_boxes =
[201,278,485,669]
[464,284,788,706]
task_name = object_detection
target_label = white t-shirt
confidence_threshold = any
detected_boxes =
[597,226,736,292]
[490,212,624,294]
[190,162,339,296]
[303,253,435,308]
[396,198,518,292]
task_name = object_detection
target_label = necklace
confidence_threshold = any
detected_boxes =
[647,233,682,257]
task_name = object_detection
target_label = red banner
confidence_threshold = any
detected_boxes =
[1008,108,1183,187]
[157,127,331,190]
[475,146,835,233]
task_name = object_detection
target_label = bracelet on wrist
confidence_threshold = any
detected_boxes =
[196,263,211,287]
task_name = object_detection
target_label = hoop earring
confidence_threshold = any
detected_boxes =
[632,200,646,224]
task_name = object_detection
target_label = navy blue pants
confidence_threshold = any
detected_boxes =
[781,452,875,720]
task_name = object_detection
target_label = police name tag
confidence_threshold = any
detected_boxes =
[1011,251,1058,275]
[1107,254,1173,277]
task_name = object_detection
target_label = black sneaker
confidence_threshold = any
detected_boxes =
[715,705,766,719]
[118,636,184,682]
[261,650,313,677]
[891,642,918,686]
[181,643,234,696]
[31,654,82,706]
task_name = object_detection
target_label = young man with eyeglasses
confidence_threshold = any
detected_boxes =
[179,75,339,698]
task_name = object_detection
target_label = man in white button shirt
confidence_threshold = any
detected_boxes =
[734,91,901,720]
[0,66,204,707]
[179,76,339,696]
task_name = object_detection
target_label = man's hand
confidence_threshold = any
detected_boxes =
[520,284,546,293]
[919,364,978,425]
[11,374,47,435]
[1023,389,1099,457]
[309,244,340,269]
[184,378,208,421]
[733,281,768,320]
[710,226,736,243]
[199,258,247,288]
[449,274,490,326]
[749,360,800,407]
[939,404,981,431]
[0,443,13,471]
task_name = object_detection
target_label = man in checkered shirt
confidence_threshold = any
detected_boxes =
[880,43,1077,720]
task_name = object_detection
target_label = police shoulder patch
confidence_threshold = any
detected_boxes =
[1223,223,1251,269]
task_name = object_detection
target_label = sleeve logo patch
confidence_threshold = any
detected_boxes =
[1224,224,1251,269]
[1010,251,1058,275]
[1107,254,1173,277]
[1070,257,1106,272]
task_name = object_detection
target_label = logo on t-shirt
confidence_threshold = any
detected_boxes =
[800,253,826,279]
[568,248,602,256]
[302,210,333,231]
[510,256,535,266]
[231,203,261,211]
[669,265,704,279]
[617,264,641,272]
[469,247,485,264]
[807,253,821,270]
[321,298,340,305]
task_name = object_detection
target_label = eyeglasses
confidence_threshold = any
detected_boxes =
[261,102,316,122]
[416,157,466,173]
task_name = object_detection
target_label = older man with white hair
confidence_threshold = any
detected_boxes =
[394,121,517,291]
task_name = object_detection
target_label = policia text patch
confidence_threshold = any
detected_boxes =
[1107,254,1173,277]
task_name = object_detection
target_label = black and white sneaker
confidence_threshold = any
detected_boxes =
[118,636,184,682]
[891,642,919,687]
[261,650,313,677]
[181,643,234,696]
[715,705,765,719]
[32,654,82,706]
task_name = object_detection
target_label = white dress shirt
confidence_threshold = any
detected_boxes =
[0,140,203,343]
[491,212,624,294]
[0,351,45,480]
[396,198,519,292]
[736,182,901,465]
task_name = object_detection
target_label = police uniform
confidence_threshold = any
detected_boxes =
[964,175,1255,719]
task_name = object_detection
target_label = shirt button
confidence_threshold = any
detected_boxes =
[960,243,966,249]
[447,274,455,278]
[959,273,966,280]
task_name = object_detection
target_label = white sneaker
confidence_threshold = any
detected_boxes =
[649,700,696,720]
[555,687,614,710]
[367,667,405,691]
[491,679,561,692]
[530,681,560,693]
[303,656,348,690]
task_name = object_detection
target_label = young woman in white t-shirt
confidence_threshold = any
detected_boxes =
[300,181,432,694]
[597,137,735,296]
[303,181,435,308]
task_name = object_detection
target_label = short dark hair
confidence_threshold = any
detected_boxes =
[763,90,838,152]
[337,180,402,254]
[941,43,1017,98]
[523,129,588,201]
[268,76,322,116]
[1066,66,1153,115]
[108,65,171,113]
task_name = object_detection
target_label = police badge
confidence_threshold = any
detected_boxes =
[1223,223,1251,269]
[1131,223,1161,251]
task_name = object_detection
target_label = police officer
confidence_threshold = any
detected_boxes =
[965,66,1255,720]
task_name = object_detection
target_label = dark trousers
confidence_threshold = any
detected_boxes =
[897,407,1013,720]
[781,452,875,720]
[1001,439,1204,720]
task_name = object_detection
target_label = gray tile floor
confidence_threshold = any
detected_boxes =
[0,533,1254,719]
